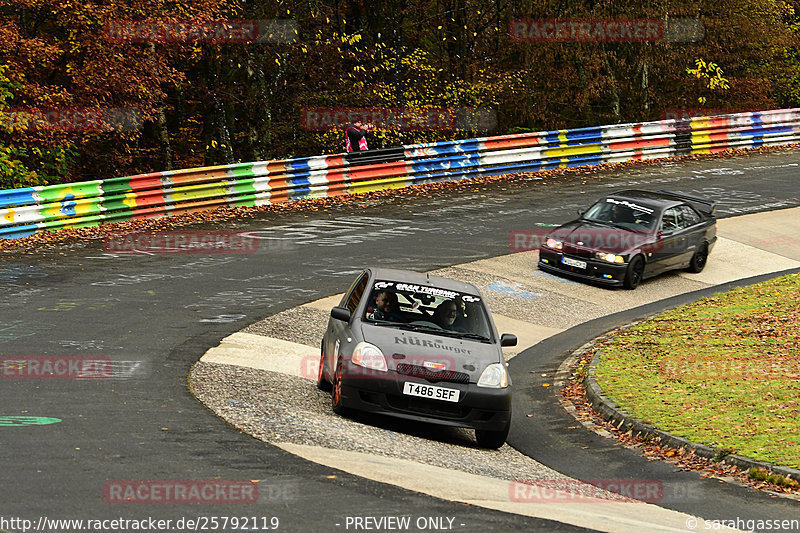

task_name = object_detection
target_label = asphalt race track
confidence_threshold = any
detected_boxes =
[187,208,800,531]
[1,149,799,533]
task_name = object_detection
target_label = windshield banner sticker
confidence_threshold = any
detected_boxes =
[394,283,460,300]
[605,198,654,214]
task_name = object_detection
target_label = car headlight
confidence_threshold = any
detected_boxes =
[477,363,509,388]
[351,342,387,372]
[595,252,625,264]
[545,238,563,250]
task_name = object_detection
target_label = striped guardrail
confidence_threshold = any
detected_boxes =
[2,108,799,239]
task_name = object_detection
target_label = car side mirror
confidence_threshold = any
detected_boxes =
[500,333,517,347]
[577,208,585,217]
[330,306,351,322]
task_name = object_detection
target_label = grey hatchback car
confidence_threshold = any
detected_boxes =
[317,268,517,449]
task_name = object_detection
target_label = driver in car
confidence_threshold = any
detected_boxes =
[432,300,461,330]
[610,203,634,224]
[368,290,401,321]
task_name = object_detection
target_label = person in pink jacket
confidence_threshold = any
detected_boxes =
[345,119,372,152]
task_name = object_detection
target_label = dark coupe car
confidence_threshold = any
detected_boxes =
[538,190,717,289]
[317,268,517,449]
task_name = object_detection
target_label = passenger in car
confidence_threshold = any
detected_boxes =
[432,300,460,330]
[455,301,488,336]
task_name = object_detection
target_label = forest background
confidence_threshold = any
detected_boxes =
[1,0,800,189]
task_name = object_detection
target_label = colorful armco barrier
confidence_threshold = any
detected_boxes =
[2,108,799,239]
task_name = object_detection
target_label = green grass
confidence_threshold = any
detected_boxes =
[596,273,800,469]
[749,467,800,488]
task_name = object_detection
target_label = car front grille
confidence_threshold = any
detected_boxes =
[386,395,471,418]
[562,244,594,259]
[395,363,470,384]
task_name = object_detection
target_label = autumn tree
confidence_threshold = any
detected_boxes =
[2,0,800,187]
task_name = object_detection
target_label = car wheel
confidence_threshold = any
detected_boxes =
[687,243,708,273]
[623,255,644,290]
[316,344,331,392]
[331,358,349,416]
[475,417,510,449]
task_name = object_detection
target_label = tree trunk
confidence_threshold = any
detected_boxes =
[602,45,621,122]
[154,106,172,171]
[148,43,172,170]
[641,51,650,118]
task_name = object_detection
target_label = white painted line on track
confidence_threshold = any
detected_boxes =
[277,443,743,533]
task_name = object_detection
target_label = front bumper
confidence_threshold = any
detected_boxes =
[538,249,628,286]
[337,361,511,431]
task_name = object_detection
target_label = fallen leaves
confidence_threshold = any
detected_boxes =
[559,352,800,499]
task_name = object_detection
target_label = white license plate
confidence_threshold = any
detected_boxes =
[403,382,460,402]
[562,257,587,269]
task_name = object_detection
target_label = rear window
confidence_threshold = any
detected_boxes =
[363,280,493,341]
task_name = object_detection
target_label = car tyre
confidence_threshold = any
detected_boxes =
[623,255,644,290]
[687,243,708,273]
[331,357,349,416]
[475,417,510,450]
[316,344,331,392]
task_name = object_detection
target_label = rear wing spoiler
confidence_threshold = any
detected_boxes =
[659,190,717,216]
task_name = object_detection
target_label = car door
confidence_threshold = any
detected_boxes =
[653,207,689,273]
[677,204,704,267]
[325,271,369,371]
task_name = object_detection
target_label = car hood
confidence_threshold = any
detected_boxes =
[548,220,654,254]
[361,323,501,381]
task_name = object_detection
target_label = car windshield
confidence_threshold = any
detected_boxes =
[363,280,493,341]
[581,198,657,230]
